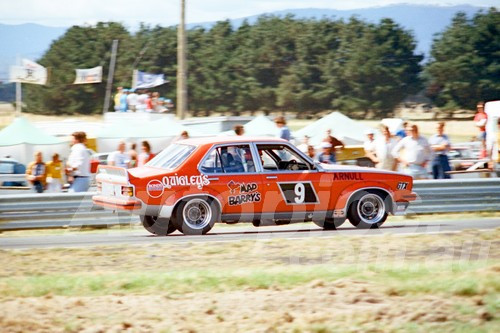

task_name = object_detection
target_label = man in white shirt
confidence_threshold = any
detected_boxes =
[126,89,138,112]
[392,124,431,179]
[375,125,397,171]
[107,141,131,168]
[363,129,377,166]
[66,131,91,192]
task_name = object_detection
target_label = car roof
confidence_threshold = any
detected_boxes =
[177,136,289,146]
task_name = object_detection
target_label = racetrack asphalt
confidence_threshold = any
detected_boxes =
[1,218,499,249]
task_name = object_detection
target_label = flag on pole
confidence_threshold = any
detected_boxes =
[132,70,168,89]
[9,59,48,85]
[74,66,103,84]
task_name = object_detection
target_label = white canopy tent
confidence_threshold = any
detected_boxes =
[219,115,281,137]
[0,117,69,165]
[96,117,191,154]
[294,111,377,146]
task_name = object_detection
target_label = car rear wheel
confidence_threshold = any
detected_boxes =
[171,197,218,235]
[141,215,177,235]
[347,191,388,229]
[313,217,346,230]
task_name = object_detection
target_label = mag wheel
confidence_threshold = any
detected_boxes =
[141,215,177,235]
[172,197,218,235]
[348,191,388,229]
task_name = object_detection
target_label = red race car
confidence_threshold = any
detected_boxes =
[93,137,417,235]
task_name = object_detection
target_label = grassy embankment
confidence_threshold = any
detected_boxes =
[0,228,498,332]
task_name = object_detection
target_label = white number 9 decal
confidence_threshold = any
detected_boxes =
[294,183,305,203]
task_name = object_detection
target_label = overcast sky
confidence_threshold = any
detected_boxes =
[1,0,498,28]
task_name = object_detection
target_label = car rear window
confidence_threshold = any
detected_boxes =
[146,143,196,169]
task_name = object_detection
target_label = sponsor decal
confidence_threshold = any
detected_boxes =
[397,182,409,190]
[162,174,210,190]
[146,174,210,197]
[333,172,363,181]
[147,179,164,198]
[227,181,261,206]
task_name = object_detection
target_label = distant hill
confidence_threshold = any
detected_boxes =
[0,4,491,101]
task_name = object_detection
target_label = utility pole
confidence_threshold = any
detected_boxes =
[177,0,188,119]
[102,39,119,115]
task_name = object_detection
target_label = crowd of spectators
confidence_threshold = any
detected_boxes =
[292,121,454,180]
[113,87,174,113]
[25,131,163,193]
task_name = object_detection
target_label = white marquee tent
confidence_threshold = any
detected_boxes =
[219,115,281,137]
[294,111,377,146]
[0,117,70,165]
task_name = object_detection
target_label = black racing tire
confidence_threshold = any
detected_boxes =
[141,215,177,236]
[171,197,218,235]
[347,190,388,229]
[313,217,346,230]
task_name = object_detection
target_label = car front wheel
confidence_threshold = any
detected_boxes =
[347,191,388,229]
[171,197,218,235]
[141,215,177,235]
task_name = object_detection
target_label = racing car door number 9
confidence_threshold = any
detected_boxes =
[278,182,319,205]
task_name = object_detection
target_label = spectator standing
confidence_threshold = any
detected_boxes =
[26,151,47,193]
[128,143,138,168]
[317,142,336,164]
[178,131,190,140]
[307,145,316,160]
[66,131,91,192]
[429,122,452,179]
[119,89,128,112]
[323,129,344,163]
[113,87,123,111]
[146,92,153,112]
[275,116,291,141]
[296,135,310,154]
[395,121,408,139]
[137,141,155,167]
[107,141,131,168]
[474,101,488,158]
[46,153,64,193]
[363,129,378,166]
[137,90,149,112]
[375,125,398,171]
[126,89,138,112]
[392,124,431,179]
[234,124,245,136]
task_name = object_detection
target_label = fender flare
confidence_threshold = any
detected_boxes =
[334,182,395,215]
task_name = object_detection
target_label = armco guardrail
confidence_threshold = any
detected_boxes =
[0,178,498,231]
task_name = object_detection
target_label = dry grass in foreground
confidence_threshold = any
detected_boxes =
[0,229,499,332]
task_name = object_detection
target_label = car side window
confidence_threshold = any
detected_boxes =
[200,145,255,174]
[256,144,313,172]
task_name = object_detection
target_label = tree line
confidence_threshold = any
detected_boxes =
[23,8,498,118]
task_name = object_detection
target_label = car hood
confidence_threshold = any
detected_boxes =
[318,163,400,175]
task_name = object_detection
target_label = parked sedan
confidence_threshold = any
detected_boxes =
[93,137,416,235]
[0,158,27,186]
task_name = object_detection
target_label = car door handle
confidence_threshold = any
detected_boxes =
[266,176,278,179]
[208,177,219,181]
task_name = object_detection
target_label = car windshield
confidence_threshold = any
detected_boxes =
[146,143,196,169]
